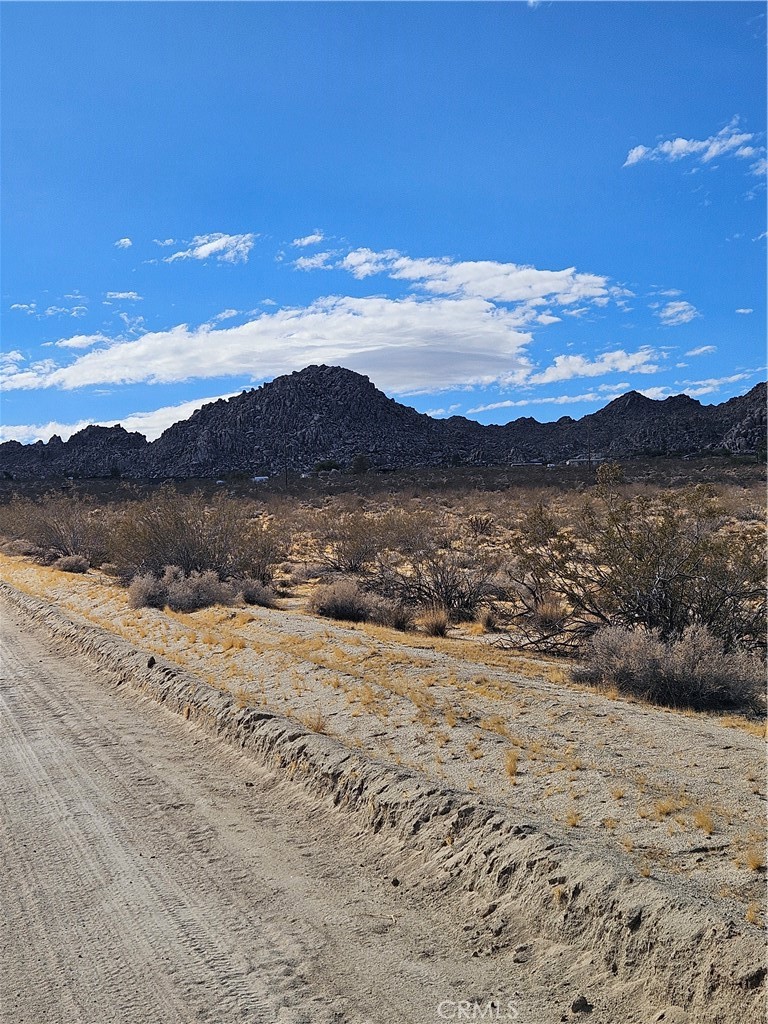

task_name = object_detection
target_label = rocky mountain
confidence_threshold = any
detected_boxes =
[1,365,765,479]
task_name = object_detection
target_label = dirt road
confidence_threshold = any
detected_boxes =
[0,599,534,1024]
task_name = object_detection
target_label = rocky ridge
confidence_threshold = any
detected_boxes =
[1,365,765,479]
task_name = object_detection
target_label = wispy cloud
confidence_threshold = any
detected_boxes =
[294,251,335,271]
[291,232,325,247]
[0,295,535,396]
[10,302,36,314]
[54,333,112,350]
[424,403,461,418]
[43,304,88,318]
[685,345,716,356]
[0,391,240,444]
[735,307,753,315]
[163,232,257,265]
[106,291,143,301]
[114,237,133,248]
[678,371,760,397]
[624,117,766,176]
[336,247,612,308]
[529,347,660,385]
[657,300,699,326]
[153,238,176,247]
[468,387,628,414]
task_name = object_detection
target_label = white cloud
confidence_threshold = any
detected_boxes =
[153,238,176,247]
[657,300,699,326]
[106,291,143,301]
[685,345,716,356]
[0,350,25,368]
[44,304,88,318]
[735,308,753,315]
[529,347,660,385]
[10,302,36,314]
[637,386,675,400]
[468,388,628,414]
[624,118,764,172]
[678,371,758,397]
[54,333,112,350]
[292,232,325,247]
[294,251,335,271]
[114,237,133,248]
[337,247,610,308]
[0,295,535,396]
[214,309,239,321]
[0,391,240,444]
[749,158,767,177]
[164,232,257,264]
[424,404,461,418]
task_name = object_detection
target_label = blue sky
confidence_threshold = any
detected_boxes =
[2,1,765,442]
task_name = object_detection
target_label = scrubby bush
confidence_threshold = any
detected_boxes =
[0,494,107,564]
[419,606,450,637]
[128,572,168,609]
[128,566,236,612]
[52,554,90,574]
[306,579,414,629]
[306,579,378,622]
[109,488,283,583]
[0,538,42,557]
[573,624,765,712]
[507,466,766,654]
[315,511,382,573]
[370,549,501,622]
[232,577,277,608]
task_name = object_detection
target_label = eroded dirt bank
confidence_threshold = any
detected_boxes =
[0,583,764,1024]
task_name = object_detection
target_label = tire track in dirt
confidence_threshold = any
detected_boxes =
[0,596,538,1024]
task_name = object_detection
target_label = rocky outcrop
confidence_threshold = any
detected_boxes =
[0,366,764,479]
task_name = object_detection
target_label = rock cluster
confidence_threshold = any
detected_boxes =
[1,365,764,479]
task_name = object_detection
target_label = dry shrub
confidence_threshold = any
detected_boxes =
[306,580,377,622]
[0,494,107,564]
[573,624,766,713]
[315,511,381,573]
[0,538,42,557]
[371,549,500,622]
[508,470,766,655]
[52,554,90,574]
[232,577,277,608]
[128,566,236,612]
[419,606,449,637]
[109,488,283,583]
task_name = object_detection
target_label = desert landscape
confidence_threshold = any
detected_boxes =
[0,459,764,1022]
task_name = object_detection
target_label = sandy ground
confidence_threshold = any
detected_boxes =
[1,554,766,1024]
[1,597,562,1024]
[2,555,764,927]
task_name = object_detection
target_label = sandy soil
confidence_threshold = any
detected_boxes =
[1,554,765,1023]
[1,598,553,1024]
[2,555,764,922]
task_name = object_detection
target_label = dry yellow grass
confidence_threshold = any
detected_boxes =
[744,846,766,872]
[693,808,715,835]
[504,748,519,784]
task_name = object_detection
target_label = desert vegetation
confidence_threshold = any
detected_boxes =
[0,459,764,715]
